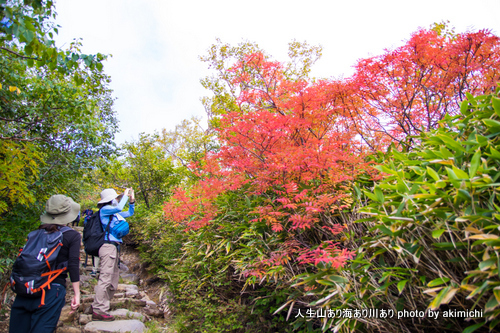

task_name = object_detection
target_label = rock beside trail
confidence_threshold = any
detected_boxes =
[82,303,93,314]
[59,305,76,323]
[145,300,157,309]
[79,314,92,325]
[144,307,163,317]
[119,263,130,273]
[84,319,146,333]
[125,289,139,298]
[120,273,140,284]
[117,284,139,293]
[56,326,82,333]
[110,298,147,309]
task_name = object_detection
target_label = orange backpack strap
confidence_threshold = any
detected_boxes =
[42,242,63,271]
[28,266,67,307]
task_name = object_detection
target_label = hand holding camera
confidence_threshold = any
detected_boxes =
[129,188,135,204]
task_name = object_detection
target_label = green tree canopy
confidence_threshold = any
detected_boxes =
[122,133,181,209]
[0,0,106,75]
[0,0,118,212]
[0,1,118,278]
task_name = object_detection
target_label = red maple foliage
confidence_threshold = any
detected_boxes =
[348,29,500,149]
[164,28,500,271]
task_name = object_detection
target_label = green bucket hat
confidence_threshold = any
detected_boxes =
[40,195,80,225]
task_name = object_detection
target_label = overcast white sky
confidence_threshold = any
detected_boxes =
[53,0,500,145]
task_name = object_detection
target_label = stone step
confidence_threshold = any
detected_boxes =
[109,309,146,322]
[56,327,82,333]
[83,319,146,333]
[55,230,167,332]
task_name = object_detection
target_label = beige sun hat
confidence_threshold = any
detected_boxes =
[98,188,118,204]
[40,195,81,225]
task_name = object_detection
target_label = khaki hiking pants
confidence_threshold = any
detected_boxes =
[92,243,119,315]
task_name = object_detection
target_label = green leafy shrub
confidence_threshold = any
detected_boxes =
[150,188,305,332]
[285,88,500,332]
[0,204,42,279]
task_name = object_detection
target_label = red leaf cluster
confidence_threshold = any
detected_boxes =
[297,240,354,267]
[350,29,500,147]
[164,28,500,269]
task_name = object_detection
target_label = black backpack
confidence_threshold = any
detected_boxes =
[82,211,111,257]
[10,226,71,306]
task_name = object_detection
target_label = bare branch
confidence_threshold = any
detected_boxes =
[0,135,44,142]
[0,47,38,60]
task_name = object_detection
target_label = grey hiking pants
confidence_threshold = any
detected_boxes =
[92,243,119,315]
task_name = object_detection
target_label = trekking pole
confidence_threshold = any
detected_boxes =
[0,283,9,310]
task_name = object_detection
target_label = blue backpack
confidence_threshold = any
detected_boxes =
[108,215,129,240]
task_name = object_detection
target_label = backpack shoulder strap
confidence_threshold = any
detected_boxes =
[96,209,112,240]
[59,226,72,233]
[104,214,113,240]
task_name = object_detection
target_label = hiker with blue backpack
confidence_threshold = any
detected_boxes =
[91,187,135,321]
[83,209,94,225]
[9,195,82,333]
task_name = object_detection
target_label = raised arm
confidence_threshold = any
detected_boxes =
[119,188,135,218]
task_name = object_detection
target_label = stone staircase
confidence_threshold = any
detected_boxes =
[55,227,168,333]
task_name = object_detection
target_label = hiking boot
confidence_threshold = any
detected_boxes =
[90,270,97,278]
[92,312,115,321]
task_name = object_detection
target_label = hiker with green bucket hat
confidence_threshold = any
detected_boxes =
[9,195,82,333]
